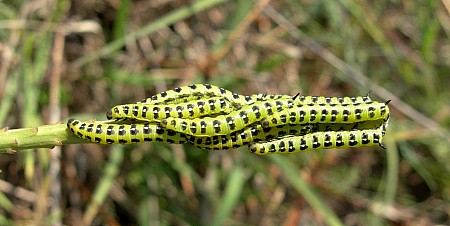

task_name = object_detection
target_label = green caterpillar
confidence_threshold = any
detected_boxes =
[248,125,387,155]
[67,118,188,144]
[107,97,242,122]
[187,124,313,150]
[136,84,372,106]
[261,100,390,128]
[161,99,389,136]
[108,94,374,123]
[68,83,389,154]
[137,84,279,106]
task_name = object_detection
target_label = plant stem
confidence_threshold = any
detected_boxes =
[0,123,87,153]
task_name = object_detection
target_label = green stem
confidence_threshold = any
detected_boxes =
[0,123,87,153]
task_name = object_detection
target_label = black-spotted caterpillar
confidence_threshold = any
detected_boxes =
[249,124,387,155]
[107,97,242,122]
[67,118,188,144]
[68,84,390,153]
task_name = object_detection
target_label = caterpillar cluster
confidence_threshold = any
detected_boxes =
[67,84,390,154]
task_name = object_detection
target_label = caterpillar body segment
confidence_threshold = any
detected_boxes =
[261,101,390,128]
[188,124,313,150]
[248,125,387,155]
[67,118,188,145]
[107,97,240,121]
[161,99,295,136]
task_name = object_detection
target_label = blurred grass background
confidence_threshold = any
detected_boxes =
[0,0,449,225]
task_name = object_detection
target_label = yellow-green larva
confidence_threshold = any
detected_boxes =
[187,124,314,150]
[67,83,390,154]
[137,84,276,106]
[67,118,188,144]
[261,101,390,128]
[137,83,372,106]
[248,125,387,155]
[107,97,241,122]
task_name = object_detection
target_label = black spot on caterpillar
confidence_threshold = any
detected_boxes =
[67,118,188,144]
[161,99,389,136]
[248,124,387,155]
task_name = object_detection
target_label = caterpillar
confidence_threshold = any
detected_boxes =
[137,84,280,106]
[161,99,389,136]
[107,97,242,122]
[260,100,390,128]
[108,94,374,123]
[187,124,313,150]
[67,118,188,144]
[248,125,387,155]
[136,83,372,106]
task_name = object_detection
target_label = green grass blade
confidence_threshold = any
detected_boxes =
[211,166,248,226]
[269,155,344,226]
[83,145,124,225]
